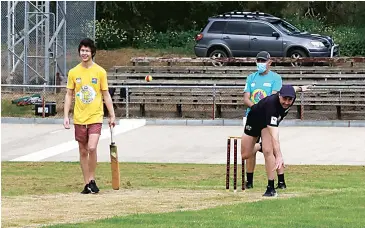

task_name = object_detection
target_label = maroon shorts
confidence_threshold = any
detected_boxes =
[74,123,102,143]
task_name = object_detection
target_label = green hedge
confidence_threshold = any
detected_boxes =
[131,25,197,49]
[286,17,365,56]
[87,17,365,56]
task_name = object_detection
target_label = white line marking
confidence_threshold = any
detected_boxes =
[50,129,63,134]
[11,119,146,162]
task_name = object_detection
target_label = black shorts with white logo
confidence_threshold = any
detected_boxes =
[244,111,265,137]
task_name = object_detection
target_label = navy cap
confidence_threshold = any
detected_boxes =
[256,51,271,61]
[279,85,296,98]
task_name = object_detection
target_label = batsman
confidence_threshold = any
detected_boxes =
[63,38,116,194]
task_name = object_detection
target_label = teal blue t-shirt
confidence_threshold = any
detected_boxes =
[244,70,282,116]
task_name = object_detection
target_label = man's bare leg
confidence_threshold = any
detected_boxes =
[87,134,100,182]
[245,155,256,188]
[241,134,258,160]
[246,156,257,174]
[245,143,261,188]
[78,142,90,185]
[261,128,277,196]
[255,142,287,189]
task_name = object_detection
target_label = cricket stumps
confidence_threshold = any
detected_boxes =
[226,136,245,192]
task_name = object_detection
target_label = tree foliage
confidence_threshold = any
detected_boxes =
[94,1,365,55]
[96,1,365,32]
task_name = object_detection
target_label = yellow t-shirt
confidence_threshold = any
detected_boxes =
[66,63,108,125]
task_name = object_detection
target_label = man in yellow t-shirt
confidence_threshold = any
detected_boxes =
[63,38,116,194]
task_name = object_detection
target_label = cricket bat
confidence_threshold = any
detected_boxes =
[110,126,120,190]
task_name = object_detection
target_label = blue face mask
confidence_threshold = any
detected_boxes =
[256,63,267,73]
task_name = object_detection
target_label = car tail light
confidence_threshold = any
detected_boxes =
[195,33,203,41]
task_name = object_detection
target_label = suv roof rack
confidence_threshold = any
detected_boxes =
[213,11,278,20]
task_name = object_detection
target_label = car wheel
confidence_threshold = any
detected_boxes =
[289,49,308,67]
[209,49,228,67]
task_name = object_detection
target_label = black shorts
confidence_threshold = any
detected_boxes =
[244,111,265,138]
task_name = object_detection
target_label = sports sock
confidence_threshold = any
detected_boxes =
[246,172,253,184]
[278,174,285,183]
[268,179,274,189]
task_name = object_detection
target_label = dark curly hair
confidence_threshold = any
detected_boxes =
[78,38,96,58]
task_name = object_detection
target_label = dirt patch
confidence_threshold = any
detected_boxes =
[2,188,300,228]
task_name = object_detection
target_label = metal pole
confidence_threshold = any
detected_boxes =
[7,1,11,83]
[24,1,29,85]
[55,2,59,91]
[63,0,67,80]
[300,92,304,120]
[40,2,44,81]
[44,1,50,84]
[12,1,15,68]
[35,1,39,84]
[94,1,96,39]
[42,83,46,118]
[53,11,57,92]
[212,83,216,120]
[93,1,96,61]
[126,87,129,118]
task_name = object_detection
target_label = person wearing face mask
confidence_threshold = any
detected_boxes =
[241,85,310,197]
[242,51,285,190]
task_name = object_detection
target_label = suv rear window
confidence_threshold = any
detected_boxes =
[207,21,226,34]
[224,21,249,35]
[250,22,276,36]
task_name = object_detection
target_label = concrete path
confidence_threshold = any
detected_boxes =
[2,122,364,165]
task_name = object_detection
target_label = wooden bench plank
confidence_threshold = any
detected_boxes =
[109,73,365,79]
[109,79,365,86]
[122,95,365,103]
[114,87,365,93]
[112,99,365,107]
[110,66,365,74]
[113,90,365,99]
[130,57,365,64]
[114,94,365,103]
[120,96,365,103]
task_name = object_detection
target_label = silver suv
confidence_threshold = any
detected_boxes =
[194,11,339,61]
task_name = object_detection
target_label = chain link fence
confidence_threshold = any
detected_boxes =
[2,84,365,120]
[1,3,9,84]
[1,1,95,86]
[65,1,96,78]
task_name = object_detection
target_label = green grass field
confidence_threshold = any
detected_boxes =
[1,99,34,117]
[2,162,365,228]
[48,192,365,228]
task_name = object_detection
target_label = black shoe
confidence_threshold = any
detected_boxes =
[81,184,91,194]
[245,182,253,189]
[276,181,287,189]
[89,180,100,193]
[263,186,277,197]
